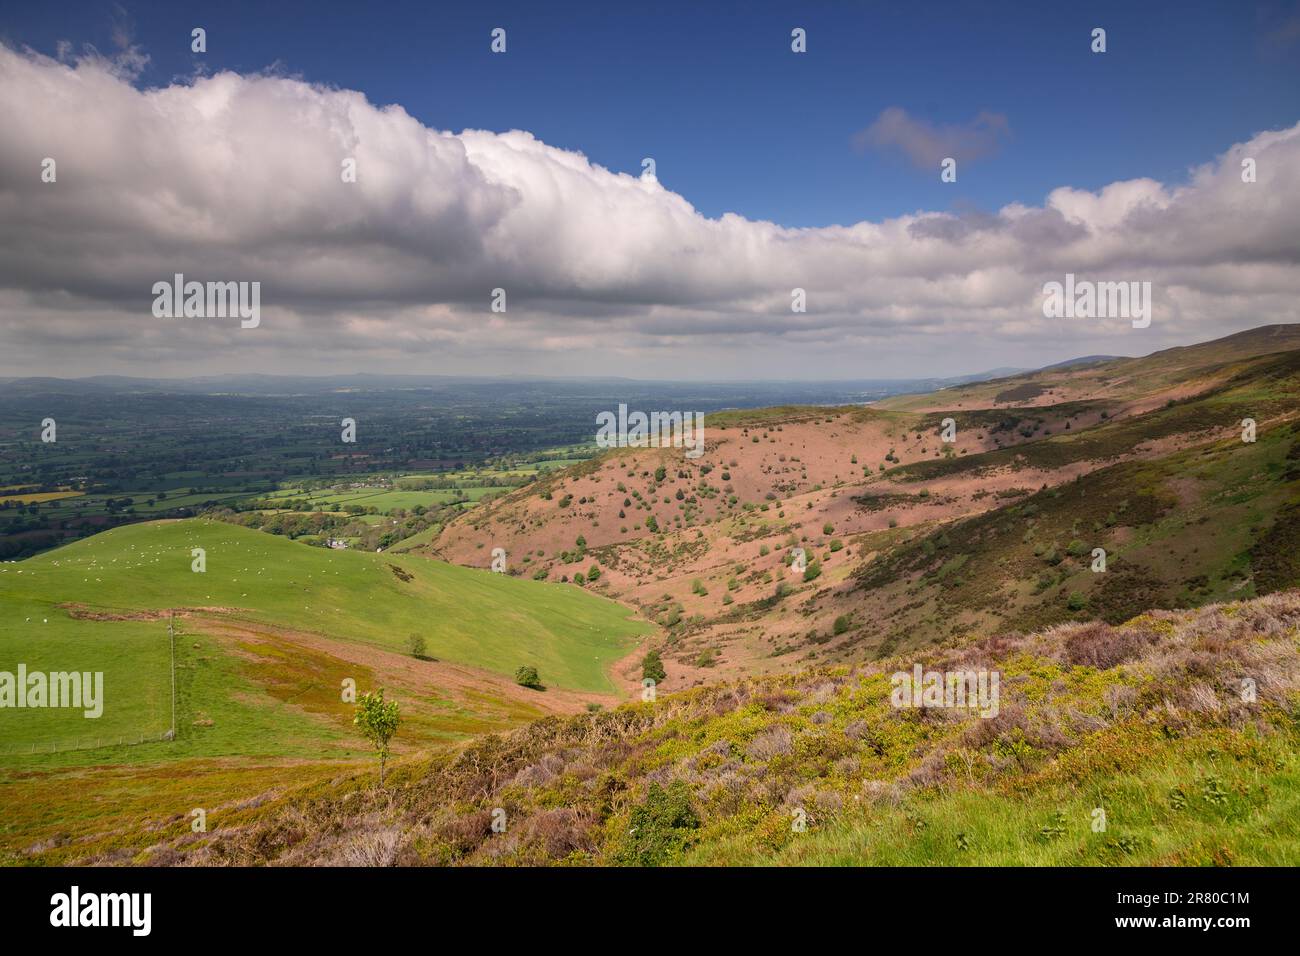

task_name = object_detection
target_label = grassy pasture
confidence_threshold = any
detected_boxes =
[0,519,650,776]
[1,519,648,690]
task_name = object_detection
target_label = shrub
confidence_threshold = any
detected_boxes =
[610,781,700,866]
[1064,622,1156,668]
[747,725,794,760]
[642,649,667,683]
[515,665,543,689]
[407,633,427,658]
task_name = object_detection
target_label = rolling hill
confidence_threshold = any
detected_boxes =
[20,590,1297,866]
[423,325,1300,693]
[3,323,1298,867]
[0,519,650,767]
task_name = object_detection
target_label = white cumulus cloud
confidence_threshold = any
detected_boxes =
[0,43,1297,379]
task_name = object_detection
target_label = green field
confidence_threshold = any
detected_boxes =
[0,519,650,764]
[262,486,502,510]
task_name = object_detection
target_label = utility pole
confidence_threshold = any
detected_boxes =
[168,611,177,740]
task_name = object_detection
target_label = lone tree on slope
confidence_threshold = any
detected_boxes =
[353,689,401,786]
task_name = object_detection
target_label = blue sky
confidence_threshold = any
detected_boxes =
[0,1,1297,379]
[5,0,1299,227]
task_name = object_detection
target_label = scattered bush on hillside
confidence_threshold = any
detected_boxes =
[1251,503,1300,595]
[96,593,1300,868]
[515,665,543,690]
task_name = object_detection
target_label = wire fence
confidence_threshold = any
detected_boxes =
[1,616,179,759]
[0,729,172,757]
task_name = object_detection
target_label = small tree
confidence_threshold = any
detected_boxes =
[516,665,543,689]
[353,689,400,786]
[408,633,427,658]
[642,649,667,683]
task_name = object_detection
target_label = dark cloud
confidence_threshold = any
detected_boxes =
[854,107,1011,169]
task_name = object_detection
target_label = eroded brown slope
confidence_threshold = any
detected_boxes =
[422,327,1300,694]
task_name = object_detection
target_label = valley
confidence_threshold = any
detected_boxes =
[2,324,1298,866]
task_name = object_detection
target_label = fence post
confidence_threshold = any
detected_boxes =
[169,612,177,741]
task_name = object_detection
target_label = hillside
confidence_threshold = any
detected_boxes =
[18,590,1297,866]
[4,324,1299,868]
[423,327,1300,693]
[0,517,655,856]
[876,323,1300,413]
[0,517,649,772]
